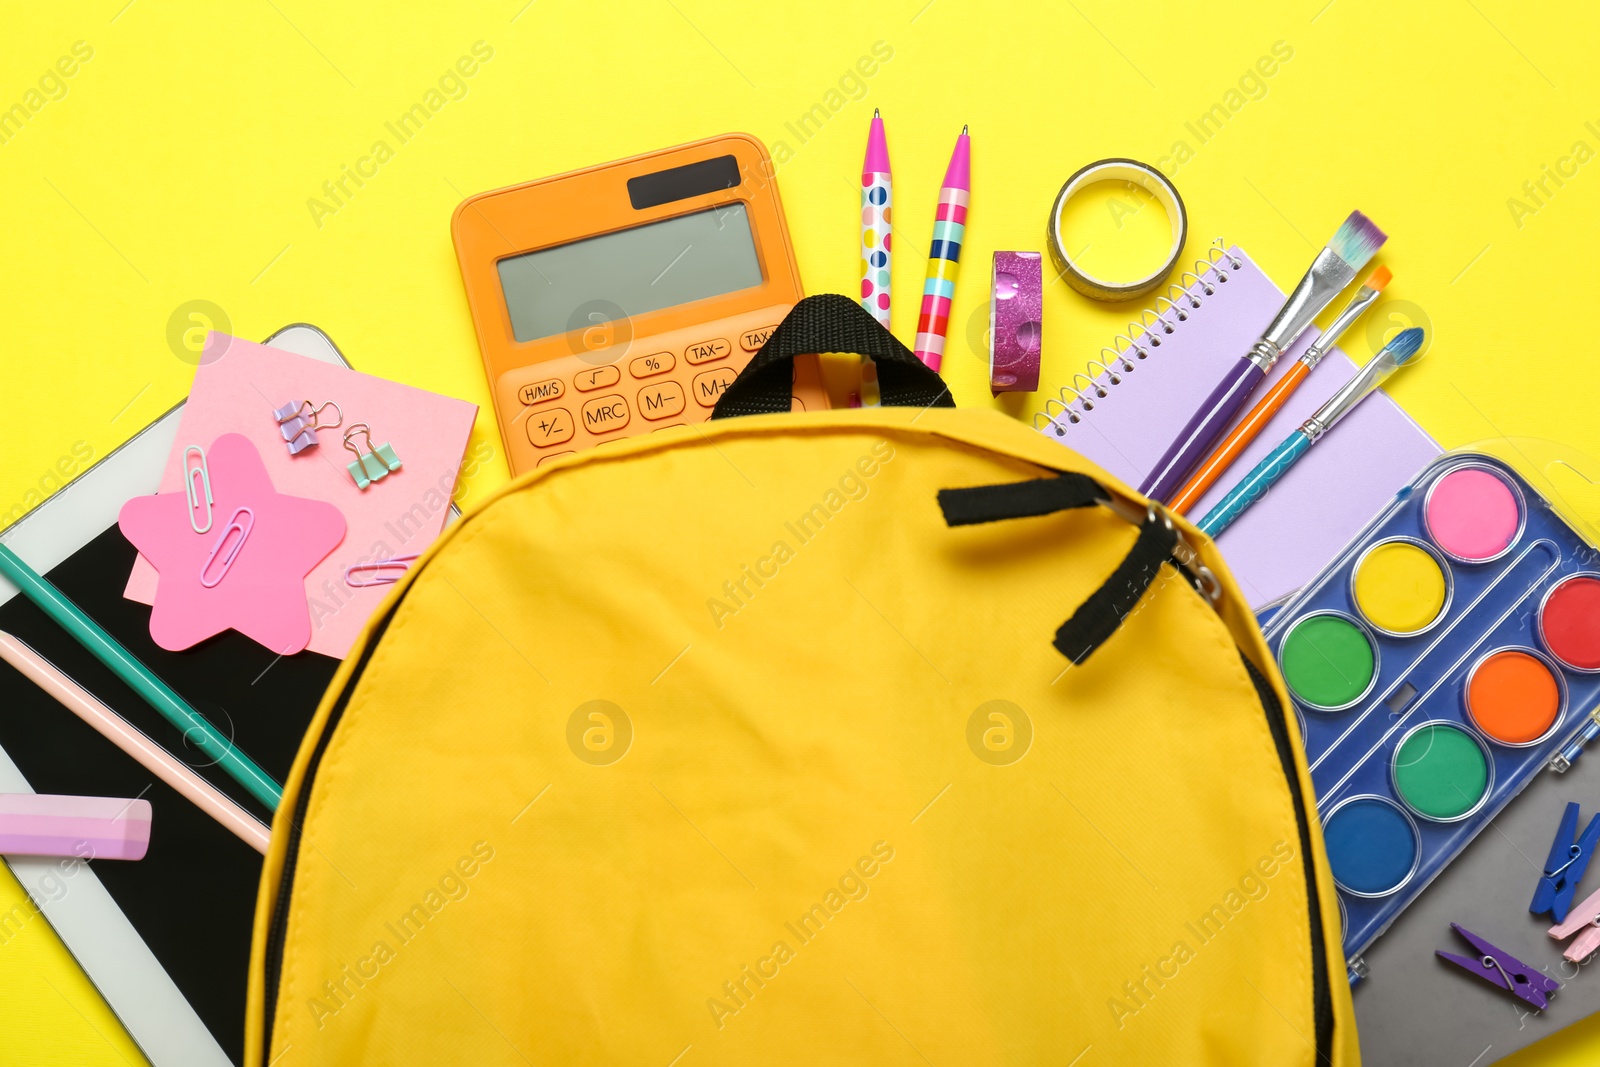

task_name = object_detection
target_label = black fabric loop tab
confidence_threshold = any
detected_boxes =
[938,474,1105,527]
[1053,514,1181,665]
[712,293,954,419]
[937,476,1190,664]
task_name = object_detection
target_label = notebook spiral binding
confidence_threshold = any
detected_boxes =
[1033,239,1244,436]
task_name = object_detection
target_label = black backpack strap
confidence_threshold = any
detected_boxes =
[712,294,954,418]
[939,476,1205,664]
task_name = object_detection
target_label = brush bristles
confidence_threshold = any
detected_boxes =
[1385,326,1425,363]
[1365,265,1392,291]
[1329,211,1387,270]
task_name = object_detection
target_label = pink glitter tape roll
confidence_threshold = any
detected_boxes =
[989,251,1043,394]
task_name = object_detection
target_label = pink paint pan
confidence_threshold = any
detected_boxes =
[1422,464,1524,564]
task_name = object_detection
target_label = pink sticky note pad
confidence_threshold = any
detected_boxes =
[120,434,345,653]
[124,333,477,658]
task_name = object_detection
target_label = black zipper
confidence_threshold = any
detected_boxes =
[259,601,401,1061]
[1241,651,1335,1064]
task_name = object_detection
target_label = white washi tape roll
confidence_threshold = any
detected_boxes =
[1047,158,1187,302]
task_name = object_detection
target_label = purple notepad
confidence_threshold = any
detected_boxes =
[1040,246,1440,608]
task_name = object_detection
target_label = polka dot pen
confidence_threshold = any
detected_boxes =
[913,125,970,373]
[857,108,892,406]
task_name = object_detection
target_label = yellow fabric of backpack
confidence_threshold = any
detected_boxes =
[245,297,1358,1066]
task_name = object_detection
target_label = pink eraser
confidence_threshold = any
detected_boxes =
[0,793,152,861]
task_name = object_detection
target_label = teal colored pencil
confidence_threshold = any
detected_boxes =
[0,543,283,810]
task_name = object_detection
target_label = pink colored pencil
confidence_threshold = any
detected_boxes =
[0,631,271,854]
[913,125,970,372]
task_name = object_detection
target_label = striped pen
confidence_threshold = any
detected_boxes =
[858,108,892,406]
[913,125,970,372]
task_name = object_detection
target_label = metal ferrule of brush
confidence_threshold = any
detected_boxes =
[1244,338,1283,372]
[1300,350,1405,442]
[1254,247,1359,369]
[1301,285,1383,368]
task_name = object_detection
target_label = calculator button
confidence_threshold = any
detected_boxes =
[684,338,731,364]
[580,394,630,433]
[740,326,778,352]
[650,423,684,433]
[574,366,621,392]
[517,378,565,406]
[692,367,738,407]
[638,380,686,421]
[536,450,575,467]
[630,352,675,378]
[526,408,574,448]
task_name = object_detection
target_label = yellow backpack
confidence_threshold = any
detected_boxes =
[246,297,1357,1065]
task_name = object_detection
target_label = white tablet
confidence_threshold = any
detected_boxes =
[0,325,374,1066]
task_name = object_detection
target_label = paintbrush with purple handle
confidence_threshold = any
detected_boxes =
[1139,211,1387,504]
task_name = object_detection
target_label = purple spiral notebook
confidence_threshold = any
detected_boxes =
[1039,245,1440,608]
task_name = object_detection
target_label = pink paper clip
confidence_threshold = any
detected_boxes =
[1550,886,1600,963]
[344,553,418,588]
[200,507,255,589]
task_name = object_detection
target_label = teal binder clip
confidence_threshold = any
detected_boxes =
[343,424,403,490]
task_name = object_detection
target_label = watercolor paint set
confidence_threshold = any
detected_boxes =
[1258,450,1600,975]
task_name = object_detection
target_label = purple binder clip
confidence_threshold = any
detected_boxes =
[273,400,342,456]
[1437,923,1560,1010]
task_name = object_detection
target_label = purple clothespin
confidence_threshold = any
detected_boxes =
[1437,923,1560,1010]
[273,400,342,456]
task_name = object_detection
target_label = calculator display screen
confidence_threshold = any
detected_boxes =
[496,203,763,343]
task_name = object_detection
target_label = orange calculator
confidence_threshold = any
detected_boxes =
[452,134,828,477]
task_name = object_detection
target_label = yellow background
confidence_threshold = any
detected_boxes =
[0,0,1595,1062]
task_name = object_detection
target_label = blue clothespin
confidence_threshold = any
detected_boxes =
[1531,802,1600,923]
[1437,923,1560,1010]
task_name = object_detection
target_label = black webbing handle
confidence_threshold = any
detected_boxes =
[938,474,1105,525]
[712,294,954,418]
[939,476,1187,664]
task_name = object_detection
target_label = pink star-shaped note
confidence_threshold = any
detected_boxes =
[118,433,346,654]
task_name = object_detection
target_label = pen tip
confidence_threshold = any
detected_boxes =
[962,124,969,134]
[874,107,880,117]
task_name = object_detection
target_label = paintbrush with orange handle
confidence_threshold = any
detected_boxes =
[1170,265,1392,516]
